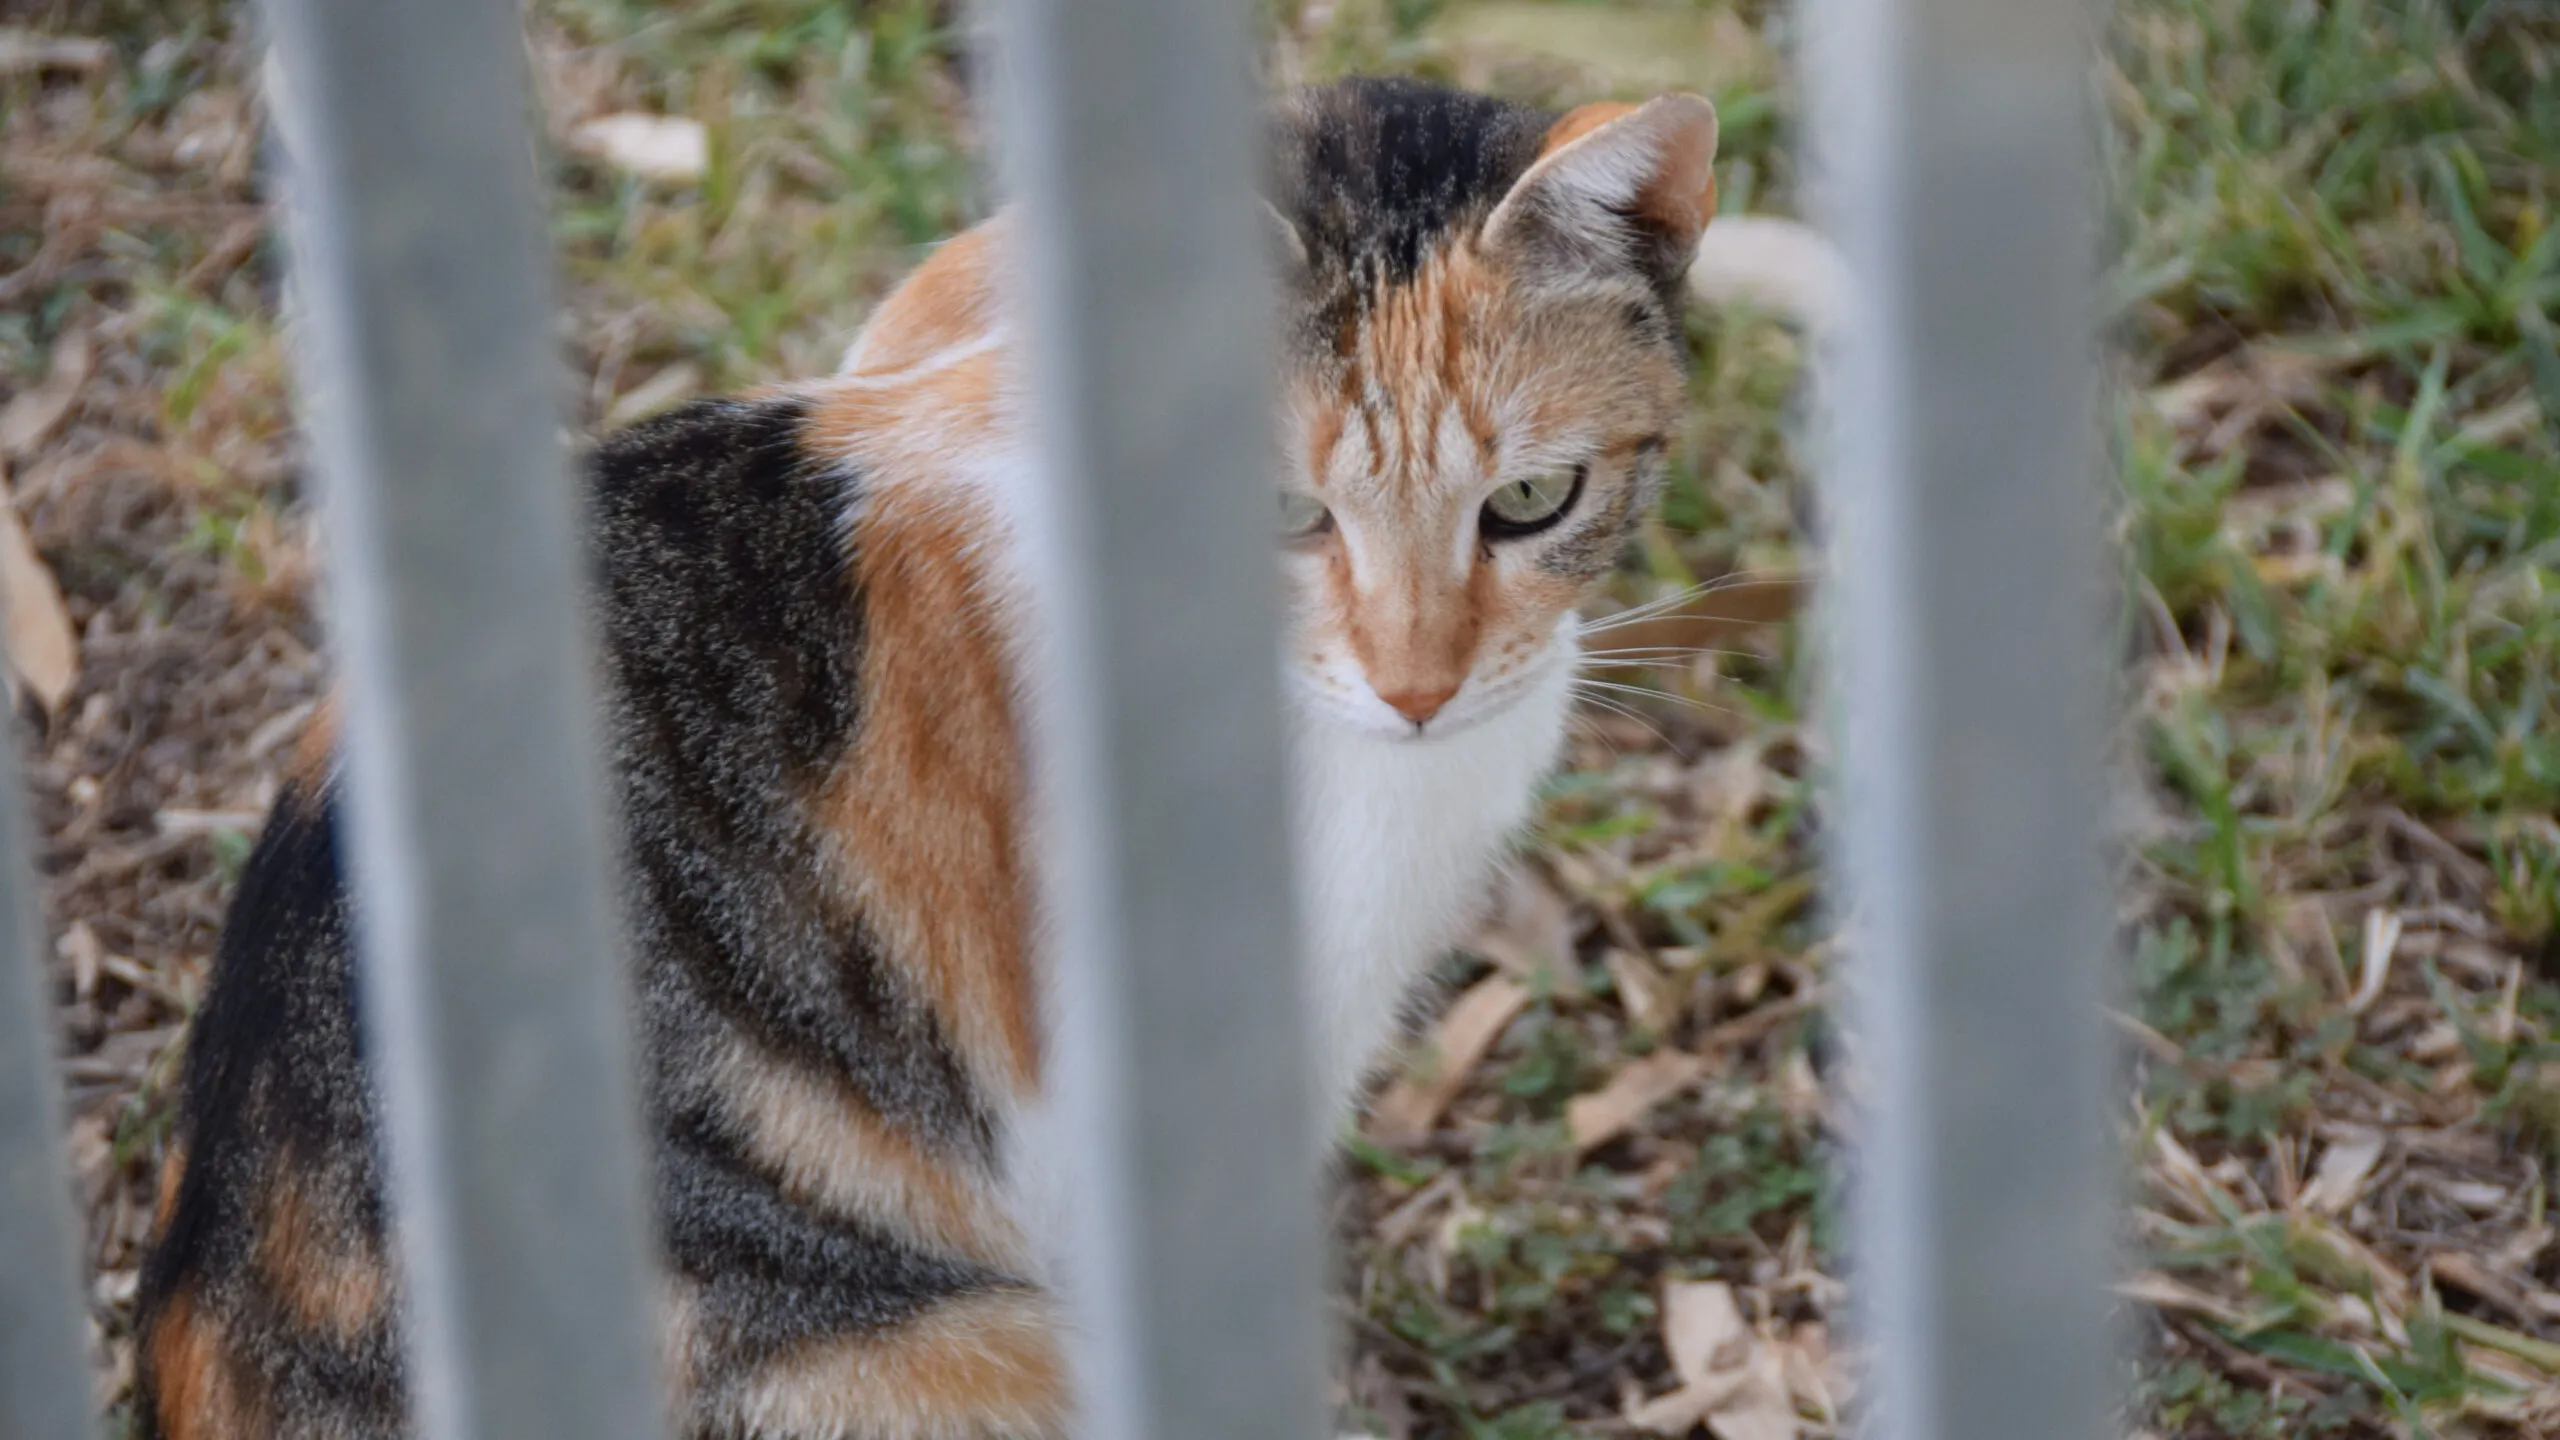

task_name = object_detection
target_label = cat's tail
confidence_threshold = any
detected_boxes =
[1685,215,1848,338]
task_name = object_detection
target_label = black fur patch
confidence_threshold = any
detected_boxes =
[132,782,408,1439]
[1270,78,1551,340]
[656,1110,1009,1370]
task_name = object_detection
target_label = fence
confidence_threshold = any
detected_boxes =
[0,0,2110,1437]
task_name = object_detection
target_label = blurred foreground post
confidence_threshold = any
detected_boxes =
[1800,0,2118,1436]
[0,740,91,1440]
[257,1,664,1437]
[988,0,1328,1436]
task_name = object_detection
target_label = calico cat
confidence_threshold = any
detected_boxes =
[133,76,1720,1439]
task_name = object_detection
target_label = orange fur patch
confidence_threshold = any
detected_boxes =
[713,1289,1069,1440]
[815,480,1039,1097]
[285,693,337,793]
[147,1290,260,1440]
[151,1143,185,1235]
[795,215,1042,1098]
[1540,101,1638,156]
[255,1169,390,1341]
[710,1029,1025,1267]
[843,223,1005,381]
[820,346,1007,457]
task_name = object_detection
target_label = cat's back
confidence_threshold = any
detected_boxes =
[134,385,1065,1440]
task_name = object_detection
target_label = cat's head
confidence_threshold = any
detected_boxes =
[1265,79,1715,741]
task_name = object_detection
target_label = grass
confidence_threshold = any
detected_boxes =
[5,0,2558,1435]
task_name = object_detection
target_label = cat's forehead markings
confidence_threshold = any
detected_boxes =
[1322,263,1507,489]
[1434,260,1476,399]
[1354,365,1389,478]
[1434,407,1484,484]
[1303,392,1347,493]
[1324,400,1376,492]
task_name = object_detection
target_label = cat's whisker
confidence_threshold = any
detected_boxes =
[1571,677,1736,719]
[1576,644,1757,664]
[1570,692,1675,749]
[1566,711,1632,761]
[1577,656,1708,675]
[1574,681,1727,715]
[1576,589,1712,631]
[1611,566,1805,606]
[1573,567,1810,637]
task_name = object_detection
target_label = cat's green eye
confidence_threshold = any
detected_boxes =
[1278,491,1331,540]
[1480,465,1584,539]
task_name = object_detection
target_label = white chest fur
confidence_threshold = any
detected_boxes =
[1287,659,1576,1124]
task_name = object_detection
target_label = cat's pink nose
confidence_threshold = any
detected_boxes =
[1379,680,1459,726]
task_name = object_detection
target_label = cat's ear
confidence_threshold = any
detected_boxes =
[1482,94,1719,293]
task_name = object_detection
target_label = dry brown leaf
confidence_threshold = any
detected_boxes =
[1628,1282,1798,1440]
[2326,1292,2408,1346]
[1664,1280,1752,1387]
[1367,976,1529,1145]
[0,28,110,74]
[1626,1342,1750,1433]
[1703,1349,1796,1440]
[0,485,77,713]
[1371,1171,1461,1249]
[1777,1323,1838,1423]
[2149,1122,2241,1219]
[1,325,94,459]
[570,112,709,182]
[1625,1386,1717,1436]
[60,919,101,1001]
[603,361,704,429]
[1689,742,1773,853]
[2348,907,2401,1014]
[1567,1048,1707,1152]
[1605,947,1677,1032]
[2116,1271,2248,1328]
[154,808,266,838]
[2429,1252,2536,1324]
[2298,1130,2384,1216]
[2435,1177,2513,1212]
[1771,1048,1822,1125]
[2491,1223,2555,1279]
[1423,1199,1488,1299]
[1695,991,1822,1053]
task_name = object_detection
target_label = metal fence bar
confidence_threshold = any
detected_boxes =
[0,748,91,1440]
[257,3,665,1439]
[1802,0,2116,1437]
[989,1,1328,1438]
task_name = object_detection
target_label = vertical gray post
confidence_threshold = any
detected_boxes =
[257,4,665,1440]
[0,755,92,1440]
[1800,0,2116,1437]
[990,2,1327,1439]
